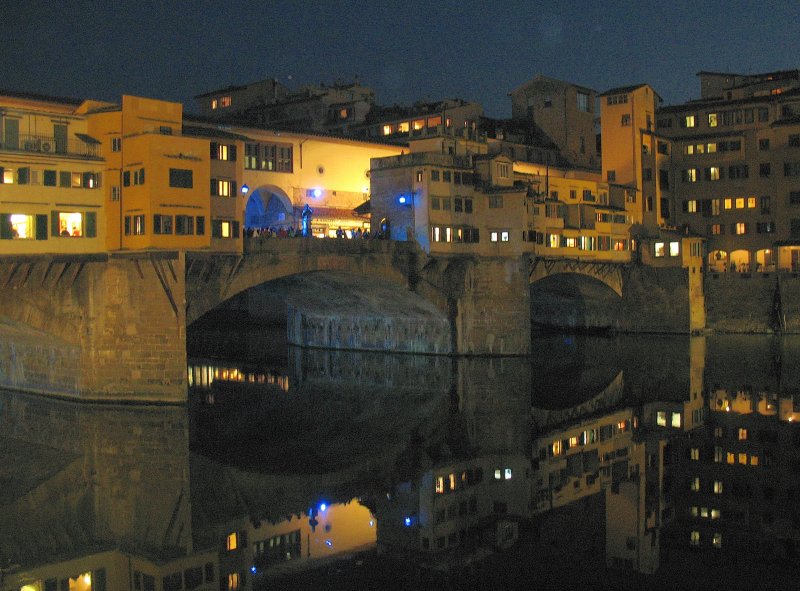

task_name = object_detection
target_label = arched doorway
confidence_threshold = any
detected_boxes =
[708,250,728,273]
[755,248,776,272]
[245,186,293,230]
[730,249,751,273]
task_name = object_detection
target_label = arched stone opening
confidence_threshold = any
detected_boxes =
[245,186,293,231]
[530,273,622,332]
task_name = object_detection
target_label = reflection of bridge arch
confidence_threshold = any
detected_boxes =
[245,185,293,229]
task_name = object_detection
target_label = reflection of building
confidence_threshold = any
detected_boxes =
[5,549,218,591]
[376,454,530,575]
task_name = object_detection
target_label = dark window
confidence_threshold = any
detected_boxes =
[184,568,202,591]
[464,198,473,213]
[142,575,155,591]
[443,170,452,182]
[176,215,194,235]
[759,138,770,150]
[759,108,769,122]
[196,216,205,235]
[659,169,669,190]
[59,171,71,187]
[162,573,181,591]
[454,198,463,212]
[153,214,173,234]
[762,196,771,214]
[169,168,193,188]
[760,163,771,177]
[204,563,214,583]
[431,169,440,182]
[123,170,131,187]
[18,167,29,184]
[790,135,800,147]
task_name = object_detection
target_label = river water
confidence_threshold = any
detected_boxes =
[3,327,800,590]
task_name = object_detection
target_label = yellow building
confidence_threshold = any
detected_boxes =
[0,91,105,254]
[85,96,213,251]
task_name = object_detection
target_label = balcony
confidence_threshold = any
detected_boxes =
[1,133,102,159]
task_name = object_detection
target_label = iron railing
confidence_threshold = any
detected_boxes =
[0,133,101,158]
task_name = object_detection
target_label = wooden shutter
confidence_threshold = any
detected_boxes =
[0,214,11,239]
[85,212,97,237]
[51,211,60,236]
[36,214,48,240]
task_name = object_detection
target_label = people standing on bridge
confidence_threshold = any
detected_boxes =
[301,204,313,237]
[336,226,344,238]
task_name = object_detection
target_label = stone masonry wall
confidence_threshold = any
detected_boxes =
[618,266,692,333]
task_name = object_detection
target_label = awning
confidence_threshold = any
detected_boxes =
[353,200,371,215]
[74,132,100,144]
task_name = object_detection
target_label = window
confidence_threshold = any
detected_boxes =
[577,91,590,112]
[708,113,718,127]
[712,533,722,549]
[226,532,239,551]
[714,480,723,494]
[682,168,697,183]
[169,168,193,188]
[226,573,239,591]
[211,142,236,161]
[497,163,510,178]
[669,241,680,257]
[133,168,145,185]
[759,138,770,150]
[1,213,47,240]
[124,214,145,236]
[784,162,800,177]
[153,214,173,234]
[711,224,723,235]
[211,179,236,197]
[728,164,749,179]
[488,196,503,208]
[442,170,451,182]
[212,219,239,239]
[690,447,700,460]
[621,114,631,126]
[690,531,700,546]
[175,215,194,235]
[607,170,616,182]
[685,199,698,213]
[51,211,95,238]
[683,115,696,128]
[706,167,721,181]
[791,191,800,205]
[690,477,700,491]
[262,143,293,172]
[760,163,771,177]
[759,107,769,122]
[111,137,121,152]
[430,169,440,182]
[790,135,800,148]
[734,222,747,235]
[654,242,666,257]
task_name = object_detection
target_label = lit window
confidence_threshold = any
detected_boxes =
[227,573,239,590]
[714,446,723,462]
[58,212,84,237]
[397,121,409,133]
[654,242,666,257]
[724,198,732,209]
[685,115,696,128]
[735,222,746,235]
[727,452,735,464]
[656,411,667,426]
[504,468,512,480]
[712,533,722,548]
[711,509,720,519]
[552,440,563,455]
[501,231,509,242]
[211,99,218,110]
[219,96,232,108]
[549,234,559,248]
[435,476,444,494]
[713,480,723,494]
[569,435,579,447]
[490,231,499,243]
[494,469,502,480]
[687,199,697,212]
[751,455,759,466]
[221,221,231,238]
[226,532,238,551]
[738,453,748,465]
[738,428,748,440]
[382,125,393,136]
[449,473,456,490]
[7,214,34,239]
[709,167,720,181]
[700,507,709,518]
[747,196,757,208]
[691,506,698,517]
[708,113,718,127]
[690,477,700,491]
[735,197,745,209]
[444,227,452,242]
[671,412,681,428]
[690,448,700,460]
[413,119,425,131]
[669,242,680,257]
[690,531,700,546]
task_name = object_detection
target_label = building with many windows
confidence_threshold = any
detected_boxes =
[657,70,800,273]
[0,91,106,253]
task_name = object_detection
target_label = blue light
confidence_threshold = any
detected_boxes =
[325,540,333,547]
[397,194,409,205]
[241,184,249,195]
[313,188,322,198]
[250,566,256,574]
[404,516,412,527]
[319,503,327,512]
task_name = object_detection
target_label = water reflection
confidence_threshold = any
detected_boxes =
[4,332,800,589]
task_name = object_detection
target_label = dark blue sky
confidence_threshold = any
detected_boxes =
[3,0,799,117]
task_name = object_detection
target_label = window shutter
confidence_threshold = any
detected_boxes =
[212,220,221,238]
[123,171,131,186]
[0,167,4,183]
[51,211,60,236]
[231,181,237,196]
[233,221,240,238]
[18,167,29,184]
[196,216,205,235]
[85,212,97,237]
[229,145,237,161]
[210,179,217,196]
[0,214,11,239]
[210,142,218,159]
[36,214,48,240]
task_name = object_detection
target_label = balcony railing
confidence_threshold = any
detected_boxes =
[0,134,101,158]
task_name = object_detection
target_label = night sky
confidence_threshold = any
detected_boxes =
[3,0,799,117]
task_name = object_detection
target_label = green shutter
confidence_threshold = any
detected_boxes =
[1,214,11,239]
[210,142,217,159]
[210,179,217,196]
[85,212,97,237]
[18,167,29,184]
[51,211,60,236]
[233,221,240,238]
[229,145,237,161]
[231,181,237,196]
[36,214,48,240]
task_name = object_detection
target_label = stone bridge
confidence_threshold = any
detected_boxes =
[0,240,532,402]
[529,256,625,297]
